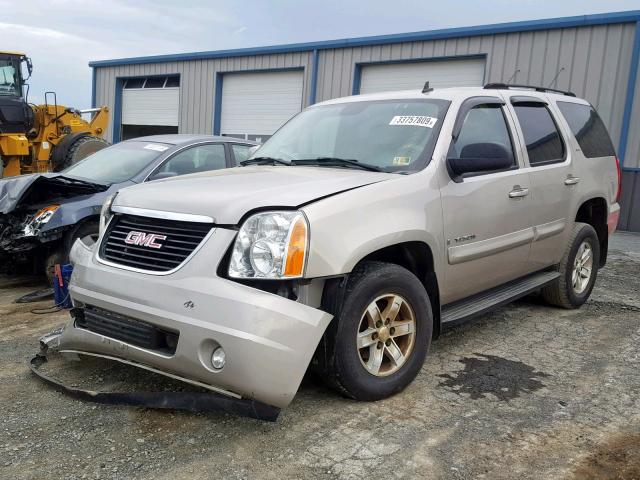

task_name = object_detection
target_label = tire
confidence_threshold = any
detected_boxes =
[54,136,109,171]
[317,261,433,401]
[541,222,600,309]
[45,220,99,284]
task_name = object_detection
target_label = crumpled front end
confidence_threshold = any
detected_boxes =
[56,227,332,409]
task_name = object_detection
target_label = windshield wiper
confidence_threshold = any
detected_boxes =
[240,156,292,166]
[291,157,384,172]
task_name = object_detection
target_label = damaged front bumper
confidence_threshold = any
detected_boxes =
[41,229,332,415]
[31,328,282,421]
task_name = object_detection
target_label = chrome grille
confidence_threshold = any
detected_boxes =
[100,214,212,272]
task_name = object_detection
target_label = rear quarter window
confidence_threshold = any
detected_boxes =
[556,102,616,158]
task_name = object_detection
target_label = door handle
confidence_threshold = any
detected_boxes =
[509,187,529,198]
[564,176,580,186]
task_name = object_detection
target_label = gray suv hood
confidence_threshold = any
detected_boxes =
[114,166,395,224]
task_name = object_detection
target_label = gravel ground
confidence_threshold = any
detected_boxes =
[1,233,639,480]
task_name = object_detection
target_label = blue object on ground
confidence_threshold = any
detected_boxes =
[53,264,73,308]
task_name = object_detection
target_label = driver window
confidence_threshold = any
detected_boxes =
[158,144,226,176]
[450,104,516,168]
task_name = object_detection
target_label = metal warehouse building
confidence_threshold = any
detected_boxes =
[90,10,640,230]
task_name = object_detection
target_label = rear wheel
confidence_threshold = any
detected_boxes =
[541,222,600,309]
[318,261,433,400]
[53,136,109,171]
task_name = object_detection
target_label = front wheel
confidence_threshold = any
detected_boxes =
[45,221,99,284]
[542,222,600,309]
[318,261,433,401]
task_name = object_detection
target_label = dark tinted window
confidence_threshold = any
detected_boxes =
[557,102,616,158]
[123,78,144,89]
[144,77,165,88]
[165,75,180,87]
[450,104,516,168]
[514,104,565,165]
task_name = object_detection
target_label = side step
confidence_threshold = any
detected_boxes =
[441,271,560,326]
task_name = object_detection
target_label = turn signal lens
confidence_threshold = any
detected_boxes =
[284,216,308,277]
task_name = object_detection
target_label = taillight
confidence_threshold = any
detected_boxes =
[615,156,622,202]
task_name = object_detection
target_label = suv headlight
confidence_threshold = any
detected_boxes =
[229,211,309,279]
[99,193,117,235]
[23,205,60,237]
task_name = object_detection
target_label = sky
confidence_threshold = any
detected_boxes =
[2,0,640,109]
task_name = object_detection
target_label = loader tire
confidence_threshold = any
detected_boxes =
[54,136,109,171]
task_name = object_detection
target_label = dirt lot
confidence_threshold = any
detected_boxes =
[1,233,639,480]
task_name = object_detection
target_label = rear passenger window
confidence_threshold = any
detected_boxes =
[158,144,226,176]
[556,102,616,158]
[513,104,565,165]
[450,104,516,169]
[231,144,254,165]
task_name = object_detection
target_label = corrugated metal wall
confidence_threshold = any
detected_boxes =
[94,21,640,230]
[315,23,638,166]
[620,171,640,231]
[95,52,314,142]
[95,23,637,165]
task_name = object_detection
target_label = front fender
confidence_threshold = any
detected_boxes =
[301,170,444,279]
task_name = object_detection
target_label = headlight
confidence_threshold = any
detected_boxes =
[23,205,59,237]
[99,193,117,235]
[228,211,309,279]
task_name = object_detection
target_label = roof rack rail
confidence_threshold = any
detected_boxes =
[483,83,576,97]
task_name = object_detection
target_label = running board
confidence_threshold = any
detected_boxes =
[441,271,560,325]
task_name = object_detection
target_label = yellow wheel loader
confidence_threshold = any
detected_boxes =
[0,51,109,177]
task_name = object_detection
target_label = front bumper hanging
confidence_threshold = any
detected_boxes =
[30,330,281,422]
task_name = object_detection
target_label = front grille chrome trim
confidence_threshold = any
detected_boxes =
[111,205,215,224]
[96,214,215,276]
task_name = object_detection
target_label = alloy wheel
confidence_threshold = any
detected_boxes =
[357,294,416,377]
[572,240,593,294]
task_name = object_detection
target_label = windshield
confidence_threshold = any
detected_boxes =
[253,99,450,172]
[63,141,171,184]
[0,59,20,96]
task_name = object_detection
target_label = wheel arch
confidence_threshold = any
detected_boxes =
[321,240,441,338]
[575,196,608,267]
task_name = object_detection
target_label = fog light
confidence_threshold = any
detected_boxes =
[211,347,226,370]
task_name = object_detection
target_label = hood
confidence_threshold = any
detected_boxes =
[114,166,395,224]
[0,174,107,214]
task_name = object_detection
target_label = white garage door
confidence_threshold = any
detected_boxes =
[359,58,486,94]
[121,76,180,127]
[221,70,304,142]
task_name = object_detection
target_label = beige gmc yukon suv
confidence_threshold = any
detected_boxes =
[42,84,622,419]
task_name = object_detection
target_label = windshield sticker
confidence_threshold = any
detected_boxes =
[389,116,438,128]
[144,144,170,152]
[393,156,411,165]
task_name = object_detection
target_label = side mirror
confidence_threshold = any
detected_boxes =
[447,143,513,182]
[148,171,178,181]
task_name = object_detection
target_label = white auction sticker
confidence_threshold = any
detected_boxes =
[144,144,170,152]
[389,115,438,128]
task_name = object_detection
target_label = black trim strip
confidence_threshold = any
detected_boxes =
[29,353,280,422]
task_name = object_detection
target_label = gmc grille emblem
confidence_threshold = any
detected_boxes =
[124,231,167,249]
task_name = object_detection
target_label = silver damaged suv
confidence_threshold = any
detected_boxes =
[52,85,622,416]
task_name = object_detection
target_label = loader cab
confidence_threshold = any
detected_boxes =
[0,52,32,134]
